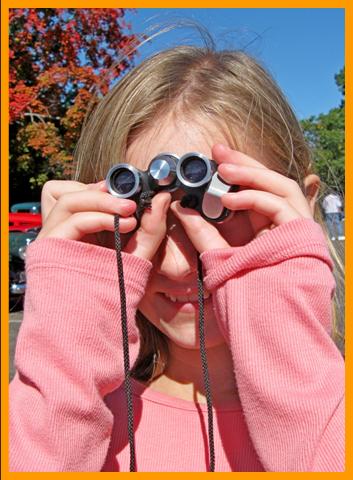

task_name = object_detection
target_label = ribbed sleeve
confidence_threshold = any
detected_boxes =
[201,218,333,289]
[201,218,345,472]
[10,237,152,472]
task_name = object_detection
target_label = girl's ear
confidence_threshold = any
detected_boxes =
[304,174,321,215]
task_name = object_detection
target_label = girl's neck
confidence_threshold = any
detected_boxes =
[146,342,239,405]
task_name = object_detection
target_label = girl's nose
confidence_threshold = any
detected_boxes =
[154,215,198,281]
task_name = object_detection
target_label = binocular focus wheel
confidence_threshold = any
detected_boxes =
[148,153,179,186]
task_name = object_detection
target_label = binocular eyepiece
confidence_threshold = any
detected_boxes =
[106,152,236,222]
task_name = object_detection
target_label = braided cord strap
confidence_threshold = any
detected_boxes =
[136,191,153,219]
[113,198,215,472]
[114,214,136,472]
[197,255,215,471]
[112,191,153,471]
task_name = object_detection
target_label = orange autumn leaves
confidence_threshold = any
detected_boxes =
[9,8,141,188]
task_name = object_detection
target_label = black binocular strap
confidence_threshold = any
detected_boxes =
[114,214,136,472]
[114,213,215,472]
[197,255,215,472]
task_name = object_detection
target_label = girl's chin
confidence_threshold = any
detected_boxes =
[161,327,226,350]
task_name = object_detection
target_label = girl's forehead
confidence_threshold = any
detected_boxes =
[125,115,230,170]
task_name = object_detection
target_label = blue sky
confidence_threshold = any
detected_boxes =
[125,8,344,120]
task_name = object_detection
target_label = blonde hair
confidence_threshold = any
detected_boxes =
[74,43,344,379]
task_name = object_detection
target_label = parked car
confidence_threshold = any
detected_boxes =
[9,228,40,306]
[9,202,42,308]
[9,202,42,232]
[10,201,41,214]
[9,212,42,231]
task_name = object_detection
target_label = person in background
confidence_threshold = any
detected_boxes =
[322,192,345,241]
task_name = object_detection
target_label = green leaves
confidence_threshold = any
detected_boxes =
[301,68,345,195]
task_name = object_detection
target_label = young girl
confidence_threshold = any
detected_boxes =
[10,45,344,472]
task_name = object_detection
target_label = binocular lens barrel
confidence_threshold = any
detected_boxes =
[177,153,213,187]
[180,156,208,183]
[106,164,140,198]
[112,170,136,195]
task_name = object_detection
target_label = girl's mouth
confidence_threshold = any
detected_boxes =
[161,291,211,303]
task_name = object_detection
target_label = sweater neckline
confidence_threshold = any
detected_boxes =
[131,378,242,412]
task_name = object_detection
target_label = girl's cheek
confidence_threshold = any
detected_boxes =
[217,211,255,246]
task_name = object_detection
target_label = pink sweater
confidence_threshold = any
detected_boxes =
[9,218,345,472]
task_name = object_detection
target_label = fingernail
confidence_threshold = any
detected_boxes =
[119,199,135,208]
[218,143,231,151]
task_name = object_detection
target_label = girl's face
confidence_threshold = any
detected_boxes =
[126,115,256,350]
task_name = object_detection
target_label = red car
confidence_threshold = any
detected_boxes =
[9,212,42,232]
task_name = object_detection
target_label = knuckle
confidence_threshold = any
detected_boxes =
[56,192,71,209]
[101,193,118,211]
[67,211,80,223]
[68,212,85,232]
[41,179,57,192]
[41,180,56,200]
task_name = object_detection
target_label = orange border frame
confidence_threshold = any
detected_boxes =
[1,2,350,479]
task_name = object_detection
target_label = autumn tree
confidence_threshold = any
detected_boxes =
[9,8,141,203]
[301,67,345,196]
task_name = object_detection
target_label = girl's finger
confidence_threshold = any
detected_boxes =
[43,190,136,234]
[41,180,107,222]
[139,192,171,235]
[39,212,137,241]
[86,180,107,191]
[124,192,172,261]
[169,201,230,254]
[222,190,307,226]
[217,163,311,217]
[212,144,269,170]
[41,180,92,221]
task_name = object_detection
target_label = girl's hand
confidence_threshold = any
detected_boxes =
[170,144,317,254]
[38,180,171,261]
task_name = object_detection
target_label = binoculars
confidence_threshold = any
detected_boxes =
[106,152,237,222]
